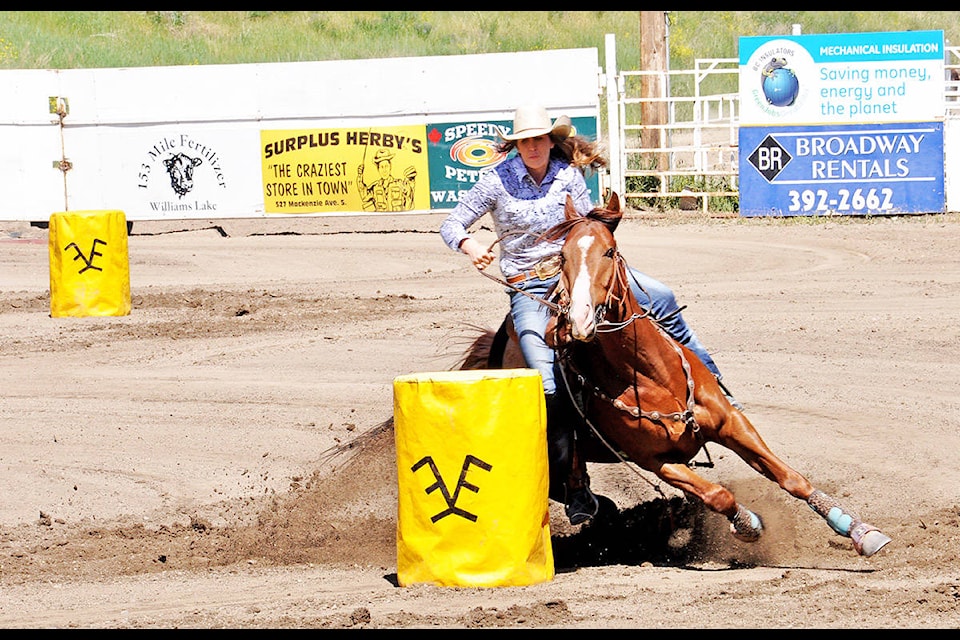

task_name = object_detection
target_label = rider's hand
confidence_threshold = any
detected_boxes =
[459,237,495,270]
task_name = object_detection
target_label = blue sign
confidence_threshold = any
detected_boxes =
[738,30,945,216]
[739,121,944,216]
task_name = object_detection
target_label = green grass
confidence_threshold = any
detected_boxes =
[1,11,959,71]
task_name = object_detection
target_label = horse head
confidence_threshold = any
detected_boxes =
[545,192,624,343]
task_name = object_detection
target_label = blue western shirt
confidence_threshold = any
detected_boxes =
[439,155,594,279]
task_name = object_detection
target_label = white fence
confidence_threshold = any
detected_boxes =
[6,37,960,223]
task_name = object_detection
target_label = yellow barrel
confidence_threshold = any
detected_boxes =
[48,210,131,318]
[393,368,554,587]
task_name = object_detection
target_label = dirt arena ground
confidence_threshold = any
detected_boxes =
[1,208,959,628]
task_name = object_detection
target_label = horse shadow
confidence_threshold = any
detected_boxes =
[551,495,722,571]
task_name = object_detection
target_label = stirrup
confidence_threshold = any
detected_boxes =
[565,484,599,525]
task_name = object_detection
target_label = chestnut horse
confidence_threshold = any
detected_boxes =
[467,192,891,558]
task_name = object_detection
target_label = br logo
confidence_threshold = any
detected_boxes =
[411,455,492,523]
[63,238,107,274]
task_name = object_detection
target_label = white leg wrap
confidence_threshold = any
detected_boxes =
[728,503,763,542]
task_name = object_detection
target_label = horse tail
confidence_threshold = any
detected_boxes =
[317,415,394,469]
[487,319,508,368]
[452,322,502,370]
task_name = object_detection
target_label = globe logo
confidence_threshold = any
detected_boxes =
[761,57,800,107]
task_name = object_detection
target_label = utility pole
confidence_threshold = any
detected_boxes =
[640,11,668,174]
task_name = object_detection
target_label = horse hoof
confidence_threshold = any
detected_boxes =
[729,506,764,542]
[730,523,763,543]
[851,523,892,557]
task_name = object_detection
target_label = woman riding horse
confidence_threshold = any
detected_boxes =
[535,191,891,557]
[439,104,741,525]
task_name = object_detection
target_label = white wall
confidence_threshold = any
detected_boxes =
[0,49,601,222]
[946,119,960,212]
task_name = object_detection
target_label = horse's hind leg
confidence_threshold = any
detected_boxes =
[717,414,892,557]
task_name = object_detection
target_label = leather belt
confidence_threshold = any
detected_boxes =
[505,255,562,285]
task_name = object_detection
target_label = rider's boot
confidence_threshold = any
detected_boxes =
[545,392,599,525]
[564,440,599,525]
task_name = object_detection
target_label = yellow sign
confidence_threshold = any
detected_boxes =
[48,209,131,317]
[260,126,429,213]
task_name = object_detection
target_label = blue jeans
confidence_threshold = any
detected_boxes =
[624,267,722,379]
[509,275,564,395]
[507,268,722,396]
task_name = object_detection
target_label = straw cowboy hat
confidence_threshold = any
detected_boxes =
[499,105,572,141]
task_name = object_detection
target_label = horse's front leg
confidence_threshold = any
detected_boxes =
[654,462,764,543]
[806,490,892,557]
[716,413,892,557]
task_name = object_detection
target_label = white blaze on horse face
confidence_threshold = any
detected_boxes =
[569,234,597,340]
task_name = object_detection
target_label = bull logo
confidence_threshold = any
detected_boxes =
[163,152,203,198]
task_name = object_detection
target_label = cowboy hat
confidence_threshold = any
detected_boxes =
[499,105,572,141]
[372,148,395,163]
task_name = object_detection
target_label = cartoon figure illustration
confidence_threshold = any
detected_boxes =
[357,148,416,212]
[760,57,799,107]
[761,57,788,75]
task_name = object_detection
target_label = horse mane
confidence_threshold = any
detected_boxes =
[541,217,581,243]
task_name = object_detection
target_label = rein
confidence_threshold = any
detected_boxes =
[476,269,561,313]
[594,254,654,332]
[557,363,668,495]
[477,231,562,313]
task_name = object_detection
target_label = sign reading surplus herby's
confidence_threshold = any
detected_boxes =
[0,48,602,222]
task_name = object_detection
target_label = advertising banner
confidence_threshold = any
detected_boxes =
[425,116,601,207]
[738,30,945,216]
[261,126,429,214]
[256,116,602,216]
[739,30,945,126]
[739,121,944,216]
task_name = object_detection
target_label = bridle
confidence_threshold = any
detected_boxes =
[592,253,655,333]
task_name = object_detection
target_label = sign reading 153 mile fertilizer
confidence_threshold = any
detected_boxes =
[738,30,945,216]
